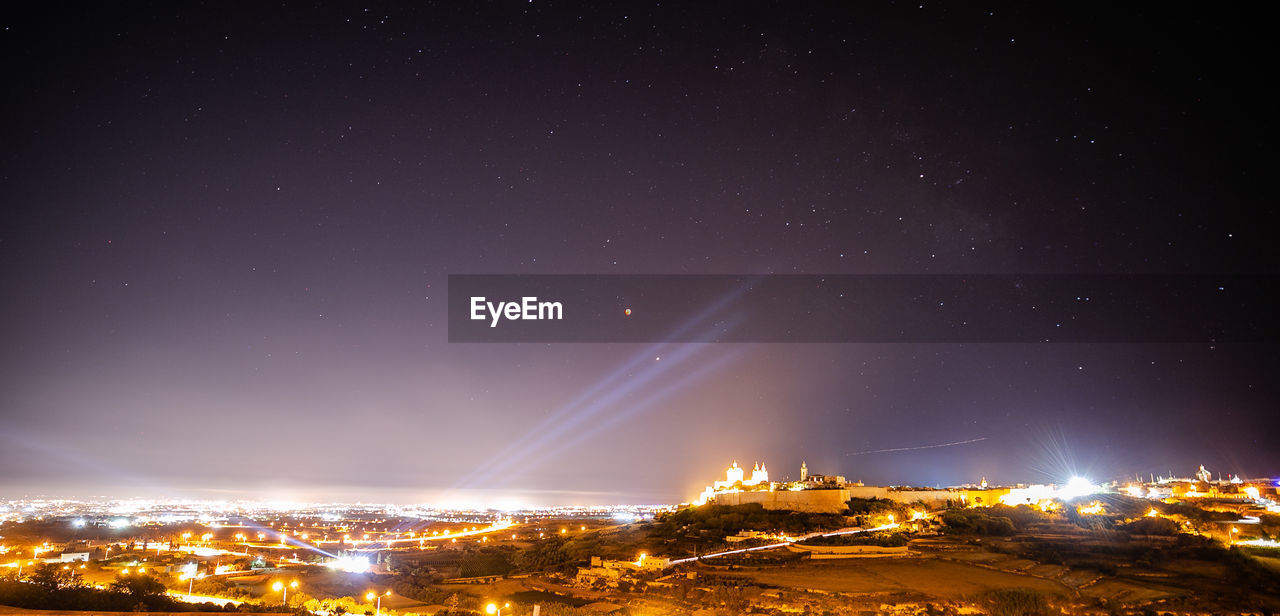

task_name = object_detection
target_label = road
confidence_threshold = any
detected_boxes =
[668,523,900,565]
[166,591,244,607]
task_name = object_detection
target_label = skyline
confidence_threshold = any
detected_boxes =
[2,4,1276,506]
[0,457,1269,510]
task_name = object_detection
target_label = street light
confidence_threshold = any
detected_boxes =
[182,563,198,595]
[366,590,390,616]
[272,580,298,605]
[485,603,510,615]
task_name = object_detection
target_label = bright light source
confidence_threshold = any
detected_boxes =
[1059,476,1095,500]
[999,484,1056,507]
[326,556,370,573]
[1238,538,1280,547]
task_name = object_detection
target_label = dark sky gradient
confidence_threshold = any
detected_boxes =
[2,3,1276,505]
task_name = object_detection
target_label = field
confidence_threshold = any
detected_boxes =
[6,508,1280,615]
[718,556,1070,599]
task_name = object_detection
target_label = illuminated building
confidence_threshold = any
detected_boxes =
[698,461,775,504]
[710,461,769,491]
[696,460,1007,513]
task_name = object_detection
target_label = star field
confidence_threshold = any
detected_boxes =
[0,3,1275,504]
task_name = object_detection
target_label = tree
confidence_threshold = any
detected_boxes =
[110,573,166,599]
[27,563,82,591]
[1120,516,1180,536]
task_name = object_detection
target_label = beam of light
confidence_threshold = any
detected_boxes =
[844,437,987,456]
[447,340,716,492]
[231,518,339,560]
[1022,425,1106,487]
[481,346,747,489]
[450,285,755,492]
[455,335,721,481]
[453,288,751,485]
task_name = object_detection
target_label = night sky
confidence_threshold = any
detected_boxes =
[2,3,1276,506]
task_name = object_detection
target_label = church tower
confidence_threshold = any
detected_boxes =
[726,460,744,484]
[800,461,808,482]
[750,462,768,484]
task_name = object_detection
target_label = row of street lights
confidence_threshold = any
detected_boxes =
[271,581,389,614]
[272,580,513,616]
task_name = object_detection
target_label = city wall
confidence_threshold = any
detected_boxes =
[711,487,1012,513]
[848,486,1010,507]
[787,544,910,558]
[710,489,851,513]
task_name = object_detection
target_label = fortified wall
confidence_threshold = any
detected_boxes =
[848,486,1011,507]
[699,460,1011,514]
[709,489,851,514]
